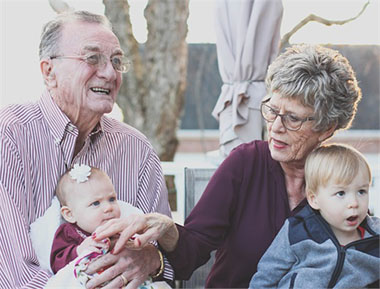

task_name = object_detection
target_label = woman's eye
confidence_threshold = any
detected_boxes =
[91,201,100,206]
[287,114,301,123]
[269,107,278,114]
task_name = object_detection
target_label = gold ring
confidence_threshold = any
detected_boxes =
[120,274,128,285]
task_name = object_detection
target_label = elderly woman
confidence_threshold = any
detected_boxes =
[91,44,362,288]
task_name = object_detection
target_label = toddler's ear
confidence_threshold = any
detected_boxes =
[61,206,76,223]
[306,191,320,210]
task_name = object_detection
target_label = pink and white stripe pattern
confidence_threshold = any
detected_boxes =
[0,90,173,288]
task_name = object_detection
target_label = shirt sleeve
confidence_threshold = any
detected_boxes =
[0,182,51,289]
[50,224,81,274]
[249,220,296,288]
[137,149,171,217]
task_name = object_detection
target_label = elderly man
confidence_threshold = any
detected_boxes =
[0,11,172,289]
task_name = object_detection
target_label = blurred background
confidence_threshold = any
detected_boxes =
[1,0,379,220]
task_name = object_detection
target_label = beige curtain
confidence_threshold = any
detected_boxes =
[213,0,283,157]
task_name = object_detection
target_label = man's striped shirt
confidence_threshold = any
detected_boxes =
[0,91,173,288]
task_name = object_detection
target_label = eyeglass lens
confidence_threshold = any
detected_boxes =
[261,104,303,131]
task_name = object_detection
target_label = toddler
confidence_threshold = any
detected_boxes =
[250,144,379,288]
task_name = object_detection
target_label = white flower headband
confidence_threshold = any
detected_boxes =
[69,164,91,183]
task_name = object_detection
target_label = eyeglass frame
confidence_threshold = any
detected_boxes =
[260,98,315,131]
[50,53,131,73]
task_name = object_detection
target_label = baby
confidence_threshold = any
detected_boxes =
[49,164,170,288]
[50,164,120,274]
[250,144,379,288]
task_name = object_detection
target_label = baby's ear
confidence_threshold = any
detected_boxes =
[306,191,320,210]
[61,206,76,223]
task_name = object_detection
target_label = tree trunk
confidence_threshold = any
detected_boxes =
[103,0,189,161]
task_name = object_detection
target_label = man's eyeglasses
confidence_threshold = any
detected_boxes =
[260,99,315,131]
[50,53,131,73]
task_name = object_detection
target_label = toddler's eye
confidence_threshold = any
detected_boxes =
[336,191,345,197]
[358,189,367,195]
[109,197,116,202]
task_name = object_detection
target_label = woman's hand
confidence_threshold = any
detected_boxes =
[93,213,179,254]
[85,244,160,289]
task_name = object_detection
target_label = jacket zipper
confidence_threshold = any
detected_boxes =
[327,235,379,287]
[312,215,345,288]
[314,214,375,288]
[328,246,345,288]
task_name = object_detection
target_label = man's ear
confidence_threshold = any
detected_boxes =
[61,206,76,223]
[40,59,57,88]
[306,191,320,210]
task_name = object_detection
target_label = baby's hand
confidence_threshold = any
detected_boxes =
[77,236,109,256]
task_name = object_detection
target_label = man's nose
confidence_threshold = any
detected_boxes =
[97,59,118,81]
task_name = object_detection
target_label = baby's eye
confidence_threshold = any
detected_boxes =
[91,201,100,206]
[109,197,116,202]
[336,191,345,197]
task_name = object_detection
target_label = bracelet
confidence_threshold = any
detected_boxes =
[151,248,164,278]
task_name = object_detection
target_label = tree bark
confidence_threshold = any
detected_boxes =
[103,0,189,161]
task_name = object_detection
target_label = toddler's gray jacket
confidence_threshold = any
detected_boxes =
[249,205,379,288]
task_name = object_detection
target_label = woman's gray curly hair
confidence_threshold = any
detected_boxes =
[39,10,112,60]
[265,44,362,132]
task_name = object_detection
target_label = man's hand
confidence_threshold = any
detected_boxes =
[85,244,160,289]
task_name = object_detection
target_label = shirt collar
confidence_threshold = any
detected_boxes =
[89,120,104,145]
[39,89,71,144]
[39,89,105,144]
[93,117,105,136]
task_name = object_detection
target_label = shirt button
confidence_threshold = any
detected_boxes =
[67,125,74,132]
[55,138,60,145]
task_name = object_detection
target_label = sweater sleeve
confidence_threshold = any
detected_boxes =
[50,224,82,274]
[249,220,296,288]
[164,145,244,280]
